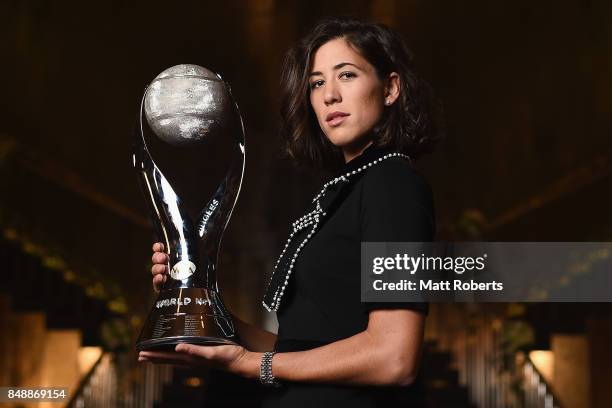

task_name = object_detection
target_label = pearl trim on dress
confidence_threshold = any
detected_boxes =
[262,152,411,312]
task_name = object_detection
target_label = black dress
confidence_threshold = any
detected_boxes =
[262,145,435,407]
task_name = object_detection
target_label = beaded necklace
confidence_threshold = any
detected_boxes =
[262,151,411,312]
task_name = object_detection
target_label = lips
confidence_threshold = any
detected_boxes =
[326,111,350,127]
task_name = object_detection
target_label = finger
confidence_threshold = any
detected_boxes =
[151,264,168,276]
[153,274,167,292]
[152,242,165,252]
[140,350,182,359]
[153,274,163,286]
[175,343,216,359]
[152,252,169,264]
[140,351,195,365]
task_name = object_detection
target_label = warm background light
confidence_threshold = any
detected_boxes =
[528,350,554,385]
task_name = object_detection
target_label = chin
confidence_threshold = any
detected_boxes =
[326,130,372,152]
[324,129,356,147]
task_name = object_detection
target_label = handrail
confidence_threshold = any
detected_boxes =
[65,352,105,408]
[64,352,173,408]
[522,354,563,408]
[437,309,565,408]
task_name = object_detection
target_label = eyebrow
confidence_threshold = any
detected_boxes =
[309,62,363,77]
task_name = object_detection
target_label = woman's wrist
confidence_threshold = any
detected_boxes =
[232,351,263,380]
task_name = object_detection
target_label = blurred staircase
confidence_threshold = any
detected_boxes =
[0,237,112,399]
[0,238,111,344]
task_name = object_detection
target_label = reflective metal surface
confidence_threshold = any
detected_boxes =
[144,64,233,147]
[134,64,245,351]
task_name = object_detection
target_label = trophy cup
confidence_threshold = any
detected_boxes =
[133,64,245,351]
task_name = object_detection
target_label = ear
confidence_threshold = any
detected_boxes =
[383,72,400,106]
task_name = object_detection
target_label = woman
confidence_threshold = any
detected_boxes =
[141,16,440,407]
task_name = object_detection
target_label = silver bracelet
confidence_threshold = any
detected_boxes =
[260,351,280,387]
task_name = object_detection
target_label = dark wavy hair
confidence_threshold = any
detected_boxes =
[279,16,444,169]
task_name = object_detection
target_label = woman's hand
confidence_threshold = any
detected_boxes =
[151,242,169,292]
[138,344,259,379]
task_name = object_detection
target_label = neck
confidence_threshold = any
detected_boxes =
[343,140,374,163]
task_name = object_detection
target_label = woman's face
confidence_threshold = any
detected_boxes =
[309,37,399,162]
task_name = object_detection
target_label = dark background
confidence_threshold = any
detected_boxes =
[1,0,611,330]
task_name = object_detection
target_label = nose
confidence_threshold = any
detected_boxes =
[324,80,341,106]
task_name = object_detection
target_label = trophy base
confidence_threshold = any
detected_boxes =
[137,335,238,352]
[136,288,238,351]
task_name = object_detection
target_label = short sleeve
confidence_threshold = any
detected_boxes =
[360,159,435,315]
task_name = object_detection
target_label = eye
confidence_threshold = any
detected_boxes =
[339,71,357,80]
[309,79,324,89]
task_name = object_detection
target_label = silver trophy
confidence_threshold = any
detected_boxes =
[133,64,245,351]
